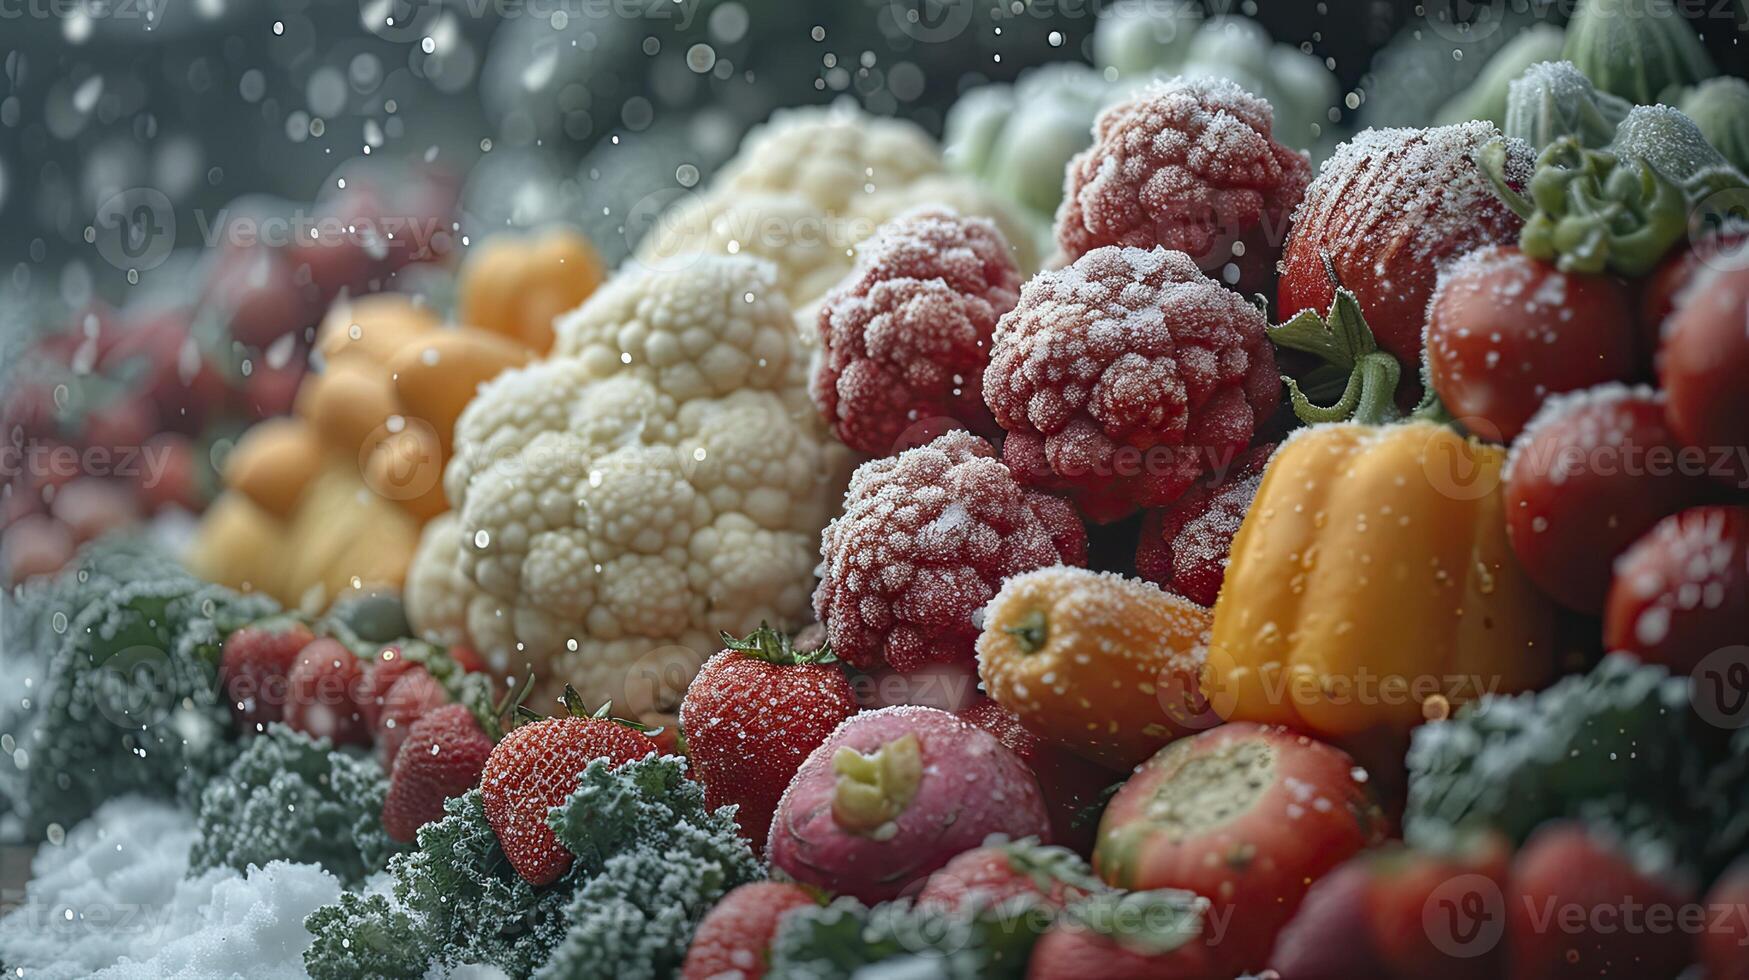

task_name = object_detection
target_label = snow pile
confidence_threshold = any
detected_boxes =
[0,796,341,980]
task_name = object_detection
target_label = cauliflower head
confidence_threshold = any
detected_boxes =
[415,255,849,714]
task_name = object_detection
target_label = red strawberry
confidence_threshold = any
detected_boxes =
[284,638,371,746]
[375,668,450,768]
[448,644,487,673]
[0,514,75,586]
[680,881,817,980]
[1364,833,1512,980]
[357,645,423,731]
[678,625,858,846]
[1268,857,1394,979]
[219,618,316,731]
[1028,892,1222,980]
[382,703,494,843]
[1507,821,1695,980]
[916,838,1101,911]
[480,694,659,885]
[958,698,1116,856]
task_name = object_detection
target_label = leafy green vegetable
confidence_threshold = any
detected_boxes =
[304,755,758,980]
[0,539,276,837]
[187,724,403,886]
[1406,653,1740,883]
[767,895,1052,980]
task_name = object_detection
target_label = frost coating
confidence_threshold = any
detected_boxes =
[415,254,850,713]
[984,246,1279,523]
[814,430,1087,672]
[812,206,1022,455]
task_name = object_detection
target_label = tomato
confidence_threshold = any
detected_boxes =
[1507,822,1695,980]
[1639,225,1748,358]
[1660,261,1749,488]
[1093,723,1387,974]
[1702,858,1749,980]
[1604,505,1749,675]
[1427,247,1639,443]
[1504,386,1719,614]
[202,241,322,350]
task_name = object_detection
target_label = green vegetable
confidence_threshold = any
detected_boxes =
[187,724,404,886]
[1479,105,1748,276]
[0,539,276,837]
[1092,0,1202,77]
[767,895,1052,980]
[304,755,758,980]
[1562,0,1715,104]
[1406,654,1742,883]
[944,64,1108,220]
[1679,77,1749,174]
[1436,27,1568,129]
[1174,16,1339,152]
[1504,60,1632,150]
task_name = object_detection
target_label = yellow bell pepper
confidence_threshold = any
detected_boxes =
[1203,421,1558,739]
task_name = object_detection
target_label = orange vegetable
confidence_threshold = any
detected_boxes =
[386,326,534,447]
[976,566,1213,770]
[458,227,604,353]
[222,417,325,519]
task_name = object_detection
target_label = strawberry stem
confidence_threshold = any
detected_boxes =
[1267,266,1406,428]
[720,621,838,667]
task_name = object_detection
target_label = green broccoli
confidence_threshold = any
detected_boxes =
[304,755,758,980]
[767,895,1053,980]
[536,757,762,979]
[1,545,276,837]
[1406,653,1739,881]
[187,724,404,886]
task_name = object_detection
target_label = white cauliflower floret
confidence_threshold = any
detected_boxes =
[714,106,945,213]
[404,511,474,647]
[411,253,850,713]
[631,192,867,307]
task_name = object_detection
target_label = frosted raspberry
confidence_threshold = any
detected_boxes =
[811,208,1023,455]
[983,246,1280,524]
[814,431,1087,672]
[1136,442,1274,607]
[1278,123,1532,384]
[1056,77,1311,296]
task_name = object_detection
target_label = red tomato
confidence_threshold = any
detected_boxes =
[1660,262,1749,488]
[1639,225,1748,358]
[0,514,75,585]
[1027,918,1223,980]
[1702,857,1749,980]
[202,241,322,350]
[1093,723,1387,974]
[1504,386,1720,614]
[1427,247,1640,442]
[960,697,1118,856]
[1604,505,1749,674]
[1507,821,1695,980]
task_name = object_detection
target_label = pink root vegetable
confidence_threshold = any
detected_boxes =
[766,705,1050,902]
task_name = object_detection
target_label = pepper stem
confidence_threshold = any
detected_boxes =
[1267,275,1405,427]
[1004,609,1049,654]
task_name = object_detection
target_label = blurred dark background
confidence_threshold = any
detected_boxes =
[0,0,1744,317]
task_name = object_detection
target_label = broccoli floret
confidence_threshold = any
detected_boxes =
[536,757,762,979]
[1406,653,1737,881]
[767,895,1052,980]
[305,755,760,980]
[187,724,404,886]
[2,554,276,838]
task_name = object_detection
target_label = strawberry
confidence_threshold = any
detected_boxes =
[357,645,423,731]
[447,644,487,673]
[680,881,817,980]
[284,638,371,746]
[958,698,1117,856]
[677,625,858,846]
[219,617,316,731]
[382,703,495,843]
[375,668,451,769]
[480,692,659,885]
[916,838,1102,911]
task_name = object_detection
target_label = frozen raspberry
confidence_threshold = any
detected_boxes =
[1135,442,1274,607]
[811,208,1022,455]
[1056,77,1312,296]
[814,430,1087,672]
[1278,123,1532,385]
[983,246,1280,524]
